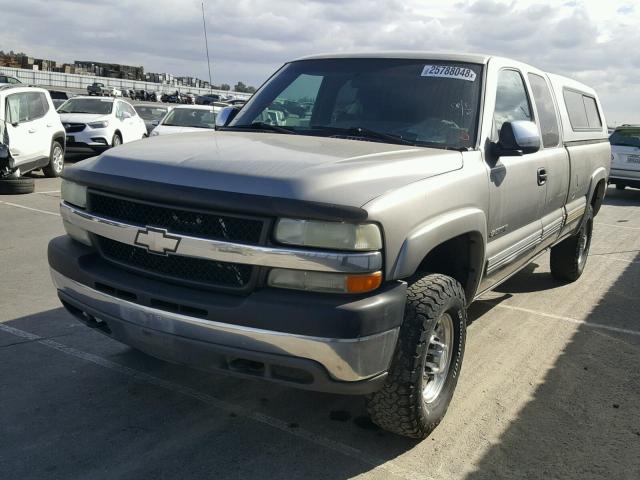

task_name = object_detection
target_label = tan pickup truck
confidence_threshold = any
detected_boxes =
[50,52,610,438]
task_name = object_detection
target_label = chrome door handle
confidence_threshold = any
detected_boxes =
[46,123,53,127]
[28,128,36,133]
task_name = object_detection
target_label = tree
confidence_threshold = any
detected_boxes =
[246,86,256,93]
[234,81,247,92]
[220,83,230,91]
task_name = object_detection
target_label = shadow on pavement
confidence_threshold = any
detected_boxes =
[465,252,640,478]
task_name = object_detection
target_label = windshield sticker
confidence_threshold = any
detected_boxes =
[421,65,477,82]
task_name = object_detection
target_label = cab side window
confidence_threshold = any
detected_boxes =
[26,92,49,120]
[121,103,136,117]
[5,93,30,123]
[528,73,560,147]
[493,69,532,139]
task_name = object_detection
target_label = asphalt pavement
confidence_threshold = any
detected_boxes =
[1,168,639,480]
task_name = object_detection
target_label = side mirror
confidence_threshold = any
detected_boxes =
[121,111,132,120]
[215,106,241,128]
[151,120,159,126]
[491,121,541,157]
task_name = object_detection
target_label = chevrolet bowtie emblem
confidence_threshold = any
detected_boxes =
[134,227,181,255]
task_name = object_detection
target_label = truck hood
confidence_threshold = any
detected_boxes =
[74,131,463,207]
[59,113,110,124]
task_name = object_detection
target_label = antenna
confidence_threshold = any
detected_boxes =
[201,0,213,92]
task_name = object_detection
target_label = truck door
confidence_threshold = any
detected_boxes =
[4,92,40,169]
[526,72,569,251]
[481,68,547,289]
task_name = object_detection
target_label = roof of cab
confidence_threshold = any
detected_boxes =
[293,51,492,64]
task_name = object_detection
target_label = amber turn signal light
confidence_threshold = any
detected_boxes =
[346,271,383,294]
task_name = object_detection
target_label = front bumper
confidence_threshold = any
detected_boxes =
[48,236,406,394]
[65,127,111,150]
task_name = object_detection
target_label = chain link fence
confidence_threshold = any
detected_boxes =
[0,66,251,99]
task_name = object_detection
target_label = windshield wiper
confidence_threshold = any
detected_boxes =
[312,126,416,146]
[222,122,298,135]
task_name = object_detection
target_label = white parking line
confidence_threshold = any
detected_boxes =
[490,303,640,337]
[0,200,60,217]
[36,190,61,195]
[0,323,425,480]
[596,222,640,231]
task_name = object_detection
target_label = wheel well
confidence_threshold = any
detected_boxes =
[591,179,606,216]
[113,130,122,138]
[52,134,65,150]
[415,232,483,303]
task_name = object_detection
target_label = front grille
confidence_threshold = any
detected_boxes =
[64,123,86,133]
[88,191,264,244]
[97,237,253,290]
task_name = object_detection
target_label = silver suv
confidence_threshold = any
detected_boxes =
[49,53,610,438]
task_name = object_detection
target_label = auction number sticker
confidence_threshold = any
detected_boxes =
[421,65,477,82]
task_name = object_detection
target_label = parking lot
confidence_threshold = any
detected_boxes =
[1,167,639,480]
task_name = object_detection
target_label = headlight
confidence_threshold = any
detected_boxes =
[274,219,382,251]
[87,120,109,128]
[61,179,87,208]
[268,269,382,294]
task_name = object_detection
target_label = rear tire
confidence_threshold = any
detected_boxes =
[0,177,35,195]
[43,141,64,178]
[550,204,593,282]
[366,273,467,439]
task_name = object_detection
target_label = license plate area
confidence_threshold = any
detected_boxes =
[627,154,640,164]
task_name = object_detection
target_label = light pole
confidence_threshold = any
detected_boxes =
[201,0,213,93]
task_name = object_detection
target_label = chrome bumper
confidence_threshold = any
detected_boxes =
[51,269,399,382]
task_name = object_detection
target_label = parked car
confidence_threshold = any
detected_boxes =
[108,86,122,98]
[48,89,76,109]
[149,105,215,136]
[183,93,196,104]
[87,82,107,96]
[50,53,610,438]
[609,124,640,190]
[0,75,22,86]
[0,85,66,194]
[226,99,246,106]
[196,94,220,105]
[57,96,147,151]
[133,103,172,134]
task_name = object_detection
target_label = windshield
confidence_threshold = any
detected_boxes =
[161,108,215,128]
[610,129,640,148]
[231,58,483,149]
[58,98,113,114]
[135,106,167,120]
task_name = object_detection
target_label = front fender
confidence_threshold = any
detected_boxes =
[390,207,487,283]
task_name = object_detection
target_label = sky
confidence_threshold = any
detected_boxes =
[0,0,638,124]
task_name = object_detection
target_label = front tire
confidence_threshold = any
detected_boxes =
[550,204,593,282]
[43,141,64,178]
[111,133,122,148]
[0,177,35,195]
[366,273,467,439]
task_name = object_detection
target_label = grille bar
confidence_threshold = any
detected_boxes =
[88,191,265,245]
[97,236,254,291]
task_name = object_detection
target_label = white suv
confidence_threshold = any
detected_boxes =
[0,85,66,194]
[57,96,147,152]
